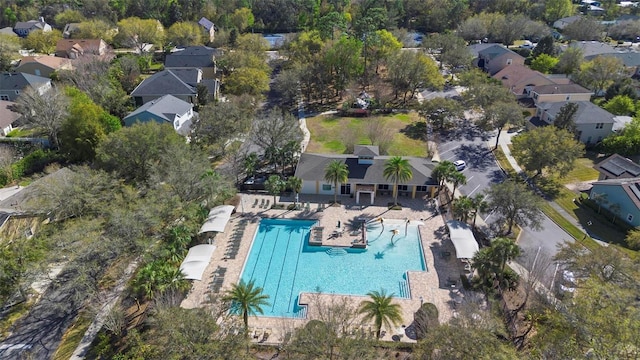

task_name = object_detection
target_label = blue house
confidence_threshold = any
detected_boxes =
[590,178,640,227]
[123,95,196,136]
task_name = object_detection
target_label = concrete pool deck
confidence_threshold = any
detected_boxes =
[181,193,468,344]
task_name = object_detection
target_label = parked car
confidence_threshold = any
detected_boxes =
[454,160,466,171]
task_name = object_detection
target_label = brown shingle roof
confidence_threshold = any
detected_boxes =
[55,39,103,53]
[0,100,20,128]
[492,65,555,95]
[532,83,593,95]
[17,56,71,70]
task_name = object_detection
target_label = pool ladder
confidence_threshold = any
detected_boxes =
[398,280,411,298]
[326,248,348,256]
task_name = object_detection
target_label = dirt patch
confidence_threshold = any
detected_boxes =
[564,181,594,192]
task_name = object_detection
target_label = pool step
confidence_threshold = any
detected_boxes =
[398,280,411,298]
[326,248,348,256]
[294,305,308,319]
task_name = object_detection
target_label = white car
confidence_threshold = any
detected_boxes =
[454,160,466,171]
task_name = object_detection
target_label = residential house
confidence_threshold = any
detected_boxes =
[55,39,109,59]
[476,44,525,75]
[589,178,640,227]
[62,23,80,38]
[14,56,72,78]
[534,100,615,144]
[492,64,556,98]
[13,18,51,37]
[594,154,640,180]
[587,52,640,76]
[164,46,220,79]
[561,41,617,58]
[530,83,593,105]
[198,17,215,43]
[0,72,51,101]
[123,95,196,135]
[0,100,20,136]
[130,68,217,105]
[553,15,583,29]
[294,145,438,204]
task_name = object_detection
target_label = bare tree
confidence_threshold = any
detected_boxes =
[251,109,303,151]
[11,86,69,149]
[365,117,394,154]
[0,145,16,184]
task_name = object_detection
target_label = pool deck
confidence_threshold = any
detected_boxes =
[181,193,468,344]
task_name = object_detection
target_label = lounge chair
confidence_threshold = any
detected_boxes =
[252,199,258,208]
[265,199,270,209]
[260,199,265,208]
[260,329,271,342]
[253,329,262,339]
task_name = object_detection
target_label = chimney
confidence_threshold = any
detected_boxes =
[39,17,44,23]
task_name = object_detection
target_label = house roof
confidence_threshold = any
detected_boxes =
[294,153,437,186]
[198,17,215,31]
[613,115,633,132]
[467,43,503,58]
[164,46,219,68]
[538,101,615,124]
[354,145,379,157]
[55,39,104,53]
[477,44,520,61]
[585,52,640,67]
[554,15,583,26]
[493,65,555,95]
[14,20,48,30]
[130,69,201,97]
[0,100,20,128]
[124,94,193,123]
[532,83,592,95]
[16,55,71,70]
[0,72,50,91]
[564,41,617,58]
[594,154,640,179]
[592,177,640,210]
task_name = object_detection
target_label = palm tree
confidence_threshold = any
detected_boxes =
[383,156,413,206]
[490,237,521,275]
[223,279,270,332]
[265,175,284,206]
[243,152,260,178]
[470,194,489,229]
[432,161,456,195]
[324,160,349,205]
[358,289,403,339]
[287,176,303,209]
[591,192,608,214]
[449,171,467,199]
[452,196,474,223]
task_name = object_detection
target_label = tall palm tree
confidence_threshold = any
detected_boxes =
[223,279,270,332]
[432,161,456,195]
[470,194,488,229]
[449,171,467,199]
[490,237,521,274]
[452,196,474,223]
[324,160,349,205]
[383,156,413,206]
[287,176,303,208]
[358,289,403,339]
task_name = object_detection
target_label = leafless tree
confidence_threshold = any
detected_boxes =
[365,117,394,154]
[10,86,69,149]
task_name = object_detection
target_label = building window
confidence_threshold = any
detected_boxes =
[595,123,604,129]
[322,184,331,191]
[34,69,40,76]
[398,185,408,191]
[627,214,634,222]
[506,58,512,65]
[416,185,428,192]
[340,184,351,194]
[565,95,570,100]
[378,184,389,190]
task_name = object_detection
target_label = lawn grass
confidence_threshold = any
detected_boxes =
[305,112,426,157]
[52,312,92,360]
[559,152,601,184]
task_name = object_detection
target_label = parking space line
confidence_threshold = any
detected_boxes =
[468,184,481,196]
[438,145,459,155]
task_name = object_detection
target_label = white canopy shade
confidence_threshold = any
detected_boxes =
[446,220,479,259]
[198,205,235,234]
[179,244,216,280]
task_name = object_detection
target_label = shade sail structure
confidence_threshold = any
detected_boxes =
[179,244,216,280]
[198,205,235,234]
[446,220,479,259]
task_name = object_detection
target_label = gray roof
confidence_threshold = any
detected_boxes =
[198,17,215,31]
[594,154,640,179]
[585,52,640,67]
[538,101,615,124]
[14,20,47,30]
[124,94,192,123]
[354,145,379,157]
[294,153,437,186]
[165,46,220,68]
[532,83,592,95]
[564,41,617,58]
[477,44,519,61]
[130,69,200,97]
[555,15,583,25]
[467,43,503,58]
[0,72,50,91]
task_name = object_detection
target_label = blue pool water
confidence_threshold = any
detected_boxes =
[240,218,426,318]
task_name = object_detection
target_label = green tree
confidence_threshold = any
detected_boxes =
[511,126,585,179]
[324,160,349,205]
[23,29,62,54]
[602,117,640,156]
[366,29,402,74]
[264,175,284,206]
[230,7,255,32]
[0,34,22,71]
[324,35,363,96]
[545,0,574,22]
[420,97,464,131]
[556,47,583,76]
[388,50,444,103]
[223,279,270,332]
[486,181,543,234]
[471,237,521,290]
[287,176,303,208]
[74,19,116,43]
[625,229,640,250]
[578,55,624,95]
[358,289,403,339]
[423,32,471,70]
[449,171,467,198]
[532,35,557,58]
[133,260,189,300]
[383,156,413,207]
[116,17,165,53]
[479,101,524,150]
[452,195,474,223]
[224,67,270,96]
[432,160,457,195]
[604,95,635,115]
[166,21,204,46]
[470,194,489,229]
[553,102,579,135]
[53,9,85,27]
[530,53,559,74]
[243,152,260,178]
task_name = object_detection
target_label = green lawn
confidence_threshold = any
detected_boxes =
[305,112,427,157]
[559,152,601,183]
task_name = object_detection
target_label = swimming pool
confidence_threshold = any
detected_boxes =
[240,218,426,318]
